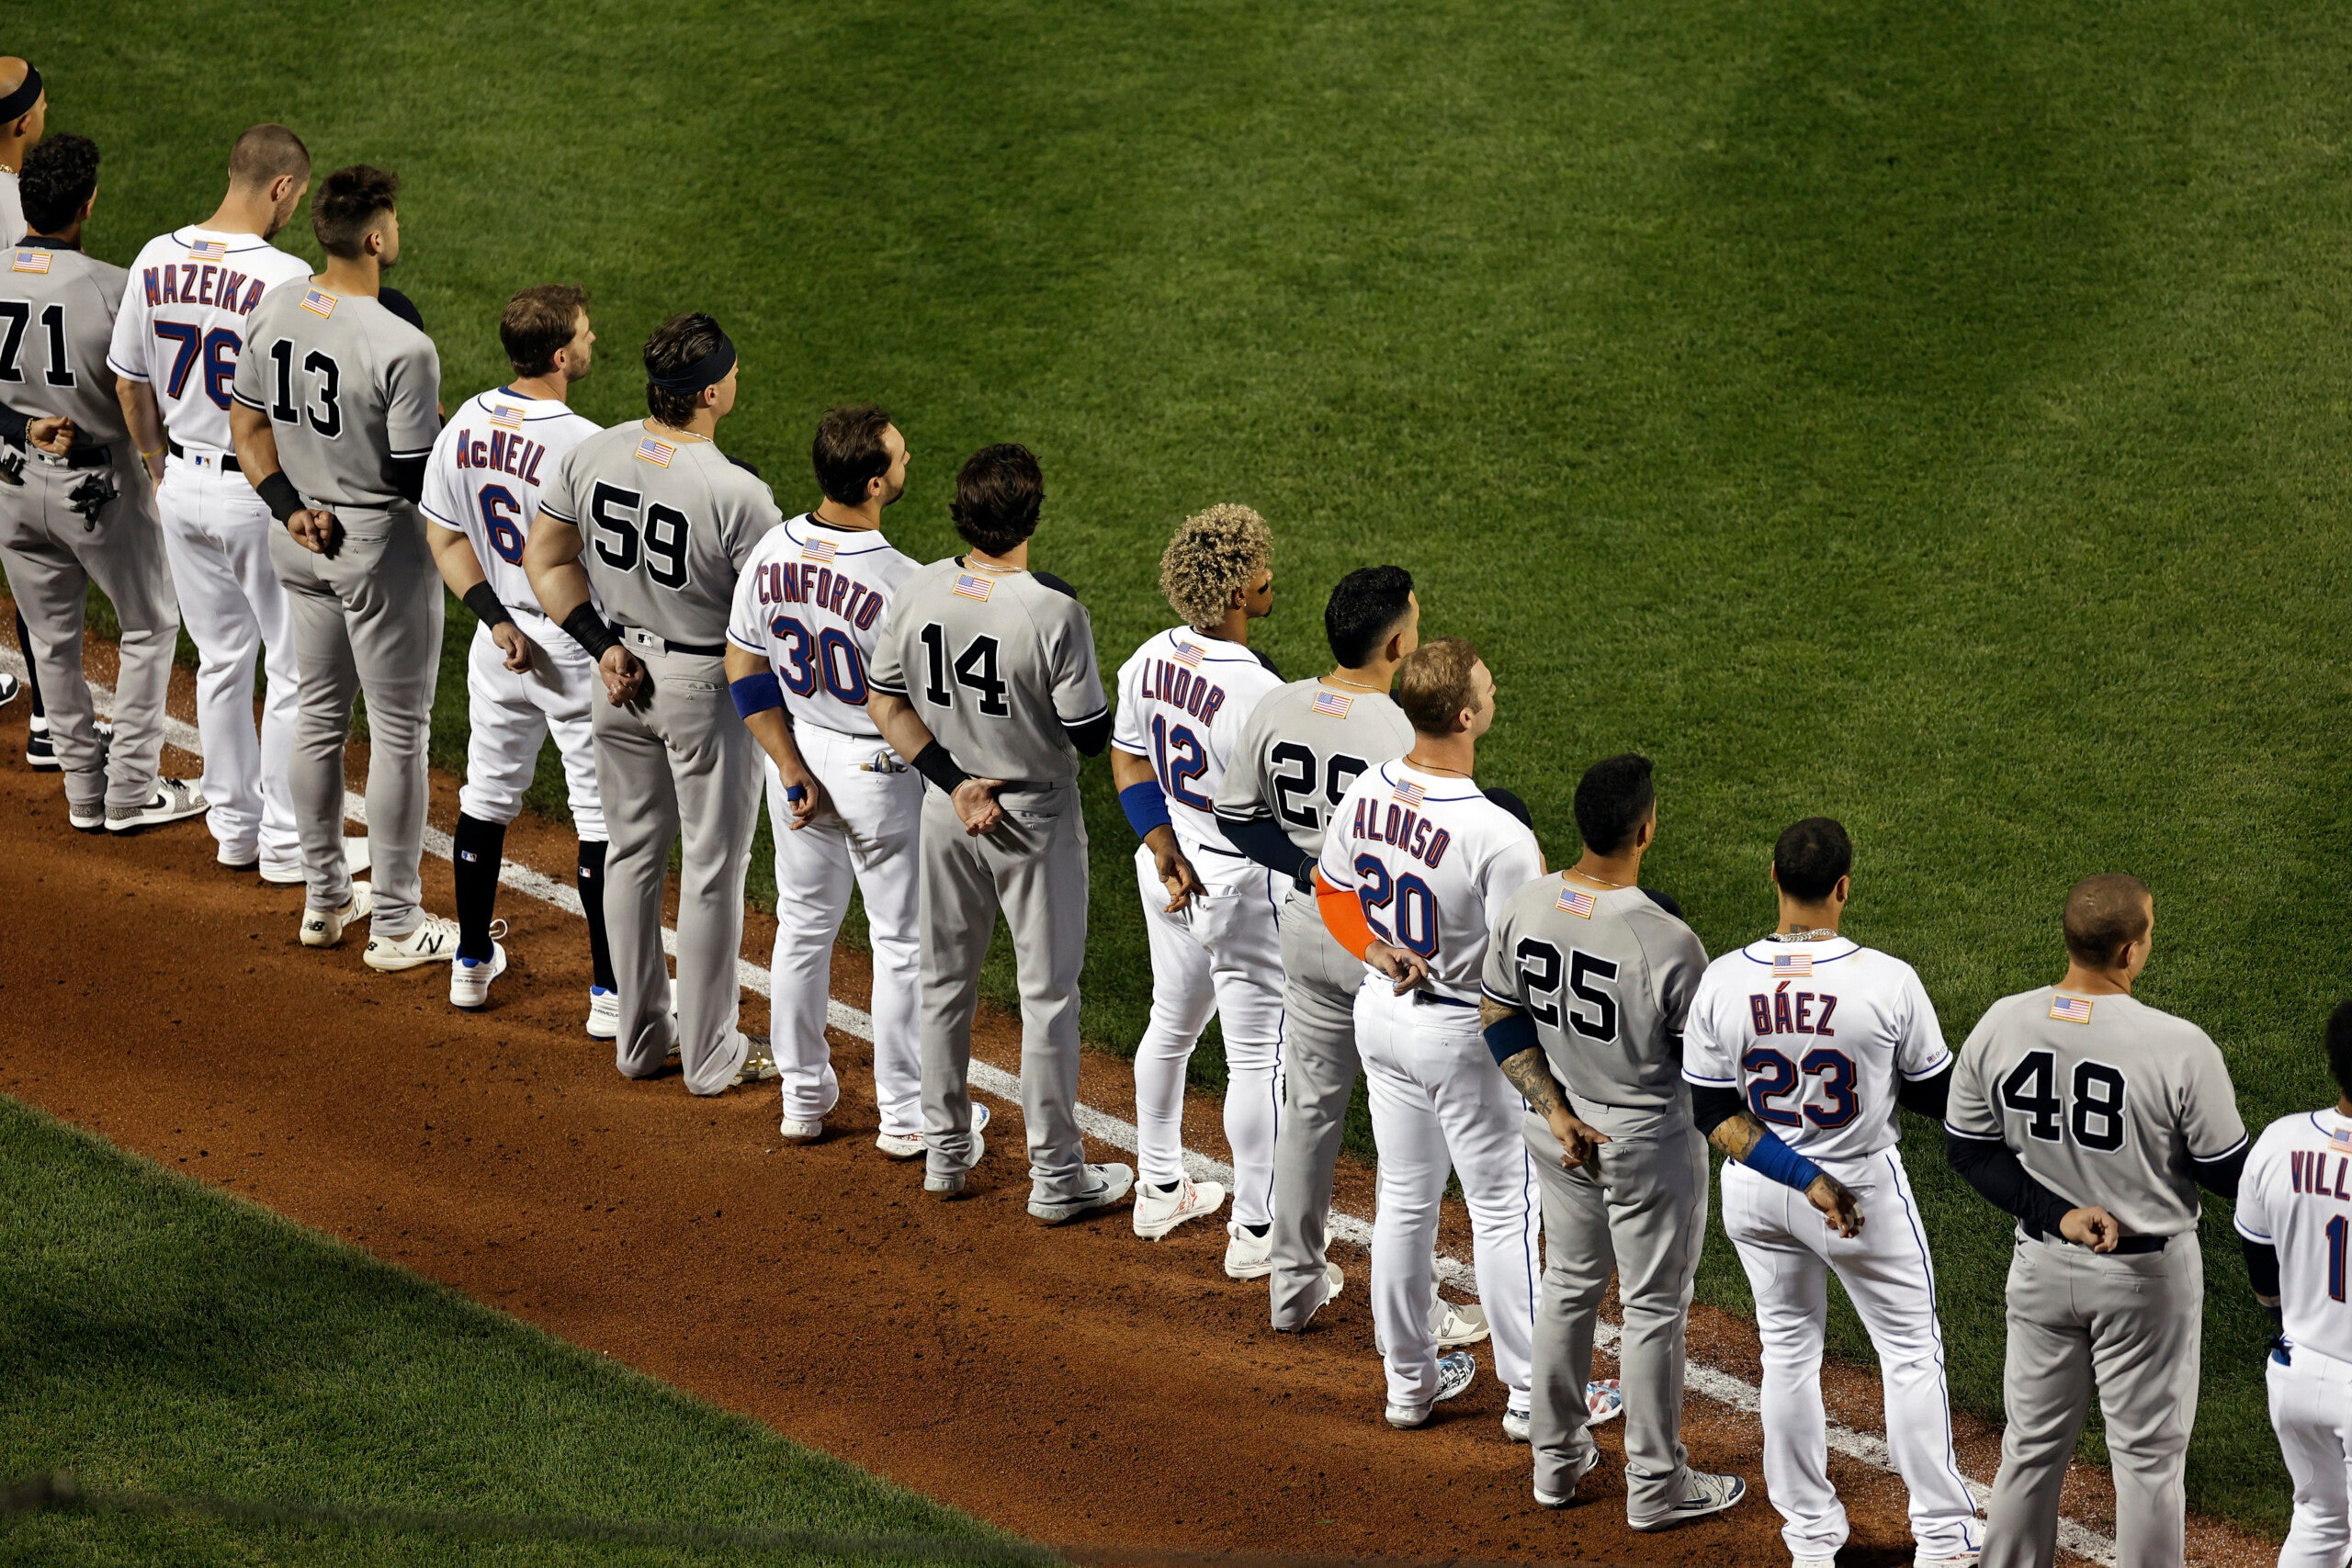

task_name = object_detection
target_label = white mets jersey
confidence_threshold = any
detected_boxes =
[1683,935,1951,1165]
[728,513,921,740]
[107,228,311,452]
[1112,628,1283,861]
[2237,1107,2352,1366]
[1317,759,1544,1003]
[422,388,601,644]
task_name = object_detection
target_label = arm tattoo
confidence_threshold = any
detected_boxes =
[1498,1048,1566,1119]
[1708,1109,1766,1163]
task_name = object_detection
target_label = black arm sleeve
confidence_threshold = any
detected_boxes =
[1065,710,1113,757]
[1690,1083,1743,1139]
[1947,1131,2077,1240]
[0,399,27,448]
[910,740,971,796]
[389,454,428,505]
[2192,1142,2250,1201]
[1219,814,1314,887]
[2244,1237,2281,1298]
[1896,1062,1954,1122]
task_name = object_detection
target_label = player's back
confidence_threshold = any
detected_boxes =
[231,281,440,514]
[1484,877,1707,1116]
[539,423,783,649]
[1684,936,1949,1164]
[2238,1108,2352,1366]
[1214,678,1413,863]
[1114,627,1283,859]
[729,513,921,739]
[1317,758,1544,1002]
[2,241,131,441]
[424,388,600,638]
[868,560,1107,789]
[107,228,310,451]
[1948,987,2245,1238]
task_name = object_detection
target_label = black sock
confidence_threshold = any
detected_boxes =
[15,609,43,720]
[1242,1223,1270,1238]
[451,813,507,961]
[577,839,616,991]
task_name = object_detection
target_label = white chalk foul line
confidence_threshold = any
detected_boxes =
[11,646,2114,1564]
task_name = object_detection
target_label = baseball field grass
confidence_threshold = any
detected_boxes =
[20,0,2347,1533]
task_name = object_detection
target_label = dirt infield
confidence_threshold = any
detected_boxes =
[0,670,2274,1568]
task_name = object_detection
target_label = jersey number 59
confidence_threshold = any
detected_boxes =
[587,481,691,590]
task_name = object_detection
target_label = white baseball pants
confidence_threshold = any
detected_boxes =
[2271,1343,2352,1568]
[1723,1151,1980,1563]
[1355,981,1539,1415]
[1131,843,1286,1225]
[459,616,605,840]
[763,722,922,1137]
[155,453,299,872]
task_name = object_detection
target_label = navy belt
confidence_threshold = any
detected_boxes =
[25,441,111,469]
[617,625,725,659]
[1413,990,1478,1010]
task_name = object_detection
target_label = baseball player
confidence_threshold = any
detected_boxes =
[1312,637,1542,1429]
[2237,999,2352,1568]
[109,124,314,882]
[1481,754,1742,1522]
[421,284,611,1018]
[0,57,40,246]
[865,442,1131,1223]
[229,164,451,968]
[0,135,200,834]
[521,311,780,1095]
[1945,873,2248,1568]
[1111,503,1284,1244]
[724,404,935,1148]
[1682,817,1974,1561]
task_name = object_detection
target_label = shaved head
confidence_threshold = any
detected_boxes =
[229,123,309,190]
[0,59,28,96]
[0,57,45,149]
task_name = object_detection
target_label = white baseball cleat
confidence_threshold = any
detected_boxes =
[1628,1470,1747,1531]
[924,1127,986,1198]
[448,944,510,1010]
[300,881,373,947]
[1503,1406,1532,1444]
[1223,1222,1273,1280]
[1432,1296,1489,1348]
[1385,1350,1477,1428]
[1533,1449,1601,1509]
[1912,1556,1982,1568]
[1586,1377,1624,1425]
[729,1033,780,1087]
[68,800,105,832]
[0,671,17,707]
[1277,1260,1346,1331]
[1793,1557,1838,1568]
[1028,1162,1135,1225]
[876,1102,989,1160]
[1132,1176,1226,1240]
[107,778,208,833]
[780,1115,825,1143]
[366,914,462,973]
[585,987,619,1040]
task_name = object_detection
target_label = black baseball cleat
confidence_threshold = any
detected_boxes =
[25,717,111,772]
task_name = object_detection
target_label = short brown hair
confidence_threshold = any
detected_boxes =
[1396,637,1482,735]
[2063,874,2153,967]
[812,404,894,506]
[228,124,309,190]
[312,164,398,259]
[643,312,727,428]
[1159,503,1272,630]
[951,445,1044,556]
[501,284,588,377]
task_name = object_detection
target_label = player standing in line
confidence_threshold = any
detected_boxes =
[0,56,58,764]
[1681,818,1976,1561]
[1111,504,1284,1245]
[1480,755,1727,1514]
[522,312,781,1095]
[1945,874,2248,1568]
[421,285,612,1017]
[110,125,315,883]
[0,136,201,833]
[2236,1000,2352,1568]
[725,404,942,1150]
[230,165,452,967]
[865,443,1131,1223]
[1314,638,1542,1429]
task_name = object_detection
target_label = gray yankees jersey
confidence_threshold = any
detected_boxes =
[866,559,1107,788]
[2,240,132,442]
[229,280,440,513]
[1482,878,1708,1114]
[1212,678,1414,858]
[537,423,782,648]
[1947,987,2247,1238]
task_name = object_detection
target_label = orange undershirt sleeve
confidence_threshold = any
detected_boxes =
[1314,867,1378,961]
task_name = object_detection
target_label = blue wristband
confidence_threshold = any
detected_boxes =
[1119,779,1172,840]
[729,671,784,720]
[1743,1129,1824,1194]
[1484,1009,1539,1070]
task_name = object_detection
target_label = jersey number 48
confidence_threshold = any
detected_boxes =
[1998,1050,2129,1154]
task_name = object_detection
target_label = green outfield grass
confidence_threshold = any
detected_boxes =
[19,0,2341,1531]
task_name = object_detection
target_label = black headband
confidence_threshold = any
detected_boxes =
[645,333,735,394]
[0,65,40,125]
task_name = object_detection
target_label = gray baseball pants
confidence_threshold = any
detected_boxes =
[0,448,176,817]
[1983,1233,2202,1568]
[268,504,441,937]
[916,781,1091,1206]
[593,636,761,1096]
[1268,886,1364,1328]
[1524,1102,1706,1517]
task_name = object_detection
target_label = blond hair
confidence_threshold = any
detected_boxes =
[1396,637,1483,735]
[1159,503,1272,630]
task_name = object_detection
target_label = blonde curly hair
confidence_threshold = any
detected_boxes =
[1159,503,1272,630]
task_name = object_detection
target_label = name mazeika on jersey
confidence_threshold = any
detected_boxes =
[107,227,312,452]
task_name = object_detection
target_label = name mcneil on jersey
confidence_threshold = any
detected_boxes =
[451,424,552,487]
[750,558,887,630]
[1749,980,1839,1038]
[1138,652,1230,727]
[141,261,267,315]
[1346,794,1453,869]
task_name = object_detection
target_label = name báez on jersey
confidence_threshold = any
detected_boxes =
[1748,979,1838,1040]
